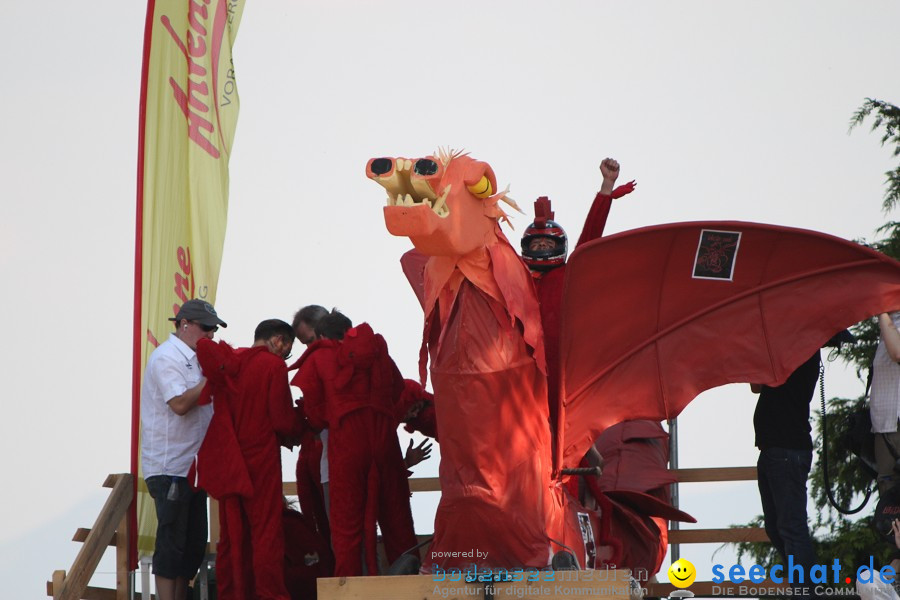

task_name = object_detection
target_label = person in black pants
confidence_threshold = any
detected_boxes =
[751,350,821,599]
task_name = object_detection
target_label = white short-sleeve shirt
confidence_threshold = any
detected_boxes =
[319,429,329,484]
[140,333,213,477]
[871,312,900,433]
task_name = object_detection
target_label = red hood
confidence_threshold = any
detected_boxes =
[288,339,339,389]
[196,339,244,404]
[335,323,385,389]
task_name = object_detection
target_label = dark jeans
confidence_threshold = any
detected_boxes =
[145,475,208,580]
[757,447,818,599]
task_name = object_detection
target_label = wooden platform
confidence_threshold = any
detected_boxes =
[318,570,634,600]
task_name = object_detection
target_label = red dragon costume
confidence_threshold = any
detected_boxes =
[366,149,900,578]
[367,150,586,569]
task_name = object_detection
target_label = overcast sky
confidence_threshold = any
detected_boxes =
[2,1,900,597]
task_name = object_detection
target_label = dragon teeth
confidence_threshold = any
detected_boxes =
[432,185,450,213]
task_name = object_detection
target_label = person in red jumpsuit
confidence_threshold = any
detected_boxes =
[289,305,331,541]
[282,498,334,600]
[291,310,418,577]
[398,378,439,441]
[194,319,303,600]
[520,157,636,432]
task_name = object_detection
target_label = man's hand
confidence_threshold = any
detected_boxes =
[600,158,620,182]
[404,438,433,468]
[167,377,207,416]
[599,158,622,195]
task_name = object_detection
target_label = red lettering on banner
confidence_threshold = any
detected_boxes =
[177,246,192,276]
[187,30,206,58]
[160,16,206,78]
[160,5,220,159]
[188,0,210,38]
[147,329,160,348]
[172,246,196,318]
[174,272,190,304]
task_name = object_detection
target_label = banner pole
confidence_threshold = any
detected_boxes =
[130,0,156,571]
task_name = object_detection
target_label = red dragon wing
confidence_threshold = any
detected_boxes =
[559,221,900,470]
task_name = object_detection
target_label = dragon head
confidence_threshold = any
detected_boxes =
[366,149,518,257]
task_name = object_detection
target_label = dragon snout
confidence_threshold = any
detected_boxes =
[367,157,439,178]
[367,156,449,217]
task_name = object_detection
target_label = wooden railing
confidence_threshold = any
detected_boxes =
[280,466,768,544]
[373,466,769,598]
[51,466,762,599]
[650,466,768,598]
[46,474,141,600]
[668,466,767,543]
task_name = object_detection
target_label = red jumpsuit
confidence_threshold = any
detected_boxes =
[195,341,303,600]
[535,187,630,430]
[531,183,677,573]
[291,324,417,577]
[531,185,633,507]
[290,400,330,542]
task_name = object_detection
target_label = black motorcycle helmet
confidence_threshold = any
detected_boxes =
[521,196,567,272]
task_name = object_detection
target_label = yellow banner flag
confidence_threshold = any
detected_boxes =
[131,0,245,562]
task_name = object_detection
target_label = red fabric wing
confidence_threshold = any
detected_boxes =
[400,248,428,309]
[560,221,900,469]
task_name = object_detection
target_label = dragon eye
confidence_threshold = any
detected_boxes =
[414,159,438,176]
[371,158,393,175]
[467,175,493,198]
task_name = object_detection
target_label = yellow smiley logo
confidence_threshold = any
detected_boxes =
[667,558,697,588]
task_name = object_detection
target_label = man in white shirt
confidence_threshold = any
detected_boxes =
[857,519,900,600]
[141,299,226,600]
[871,312,900,494]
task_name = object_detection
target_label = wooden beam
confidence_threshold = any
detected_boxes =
[115,511,130,600]
[73,528,116,546]
[284,477,443,493]
[55,474,134,600]
[672,466,757,482]
[668,527,768,544]
[209,497,220,548]
[408,477,441,493]
[318,570,631,600]
[46,584,155,600]
[50,570,65,599]
[401,468,760,493]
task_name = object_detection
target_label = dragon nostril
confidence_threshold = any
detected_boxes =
[371,158,393,175]
[414,159,438,176]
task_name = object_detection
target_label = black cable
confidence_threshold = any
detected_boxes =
[819,360,873,514]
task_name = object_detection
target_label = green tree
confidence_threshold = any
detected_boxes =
[734,98,900,573]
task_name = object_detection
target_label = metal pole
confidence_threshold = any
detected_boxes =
[140,556,151,600]
[668,418,680,563]
[198,558,209,600]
